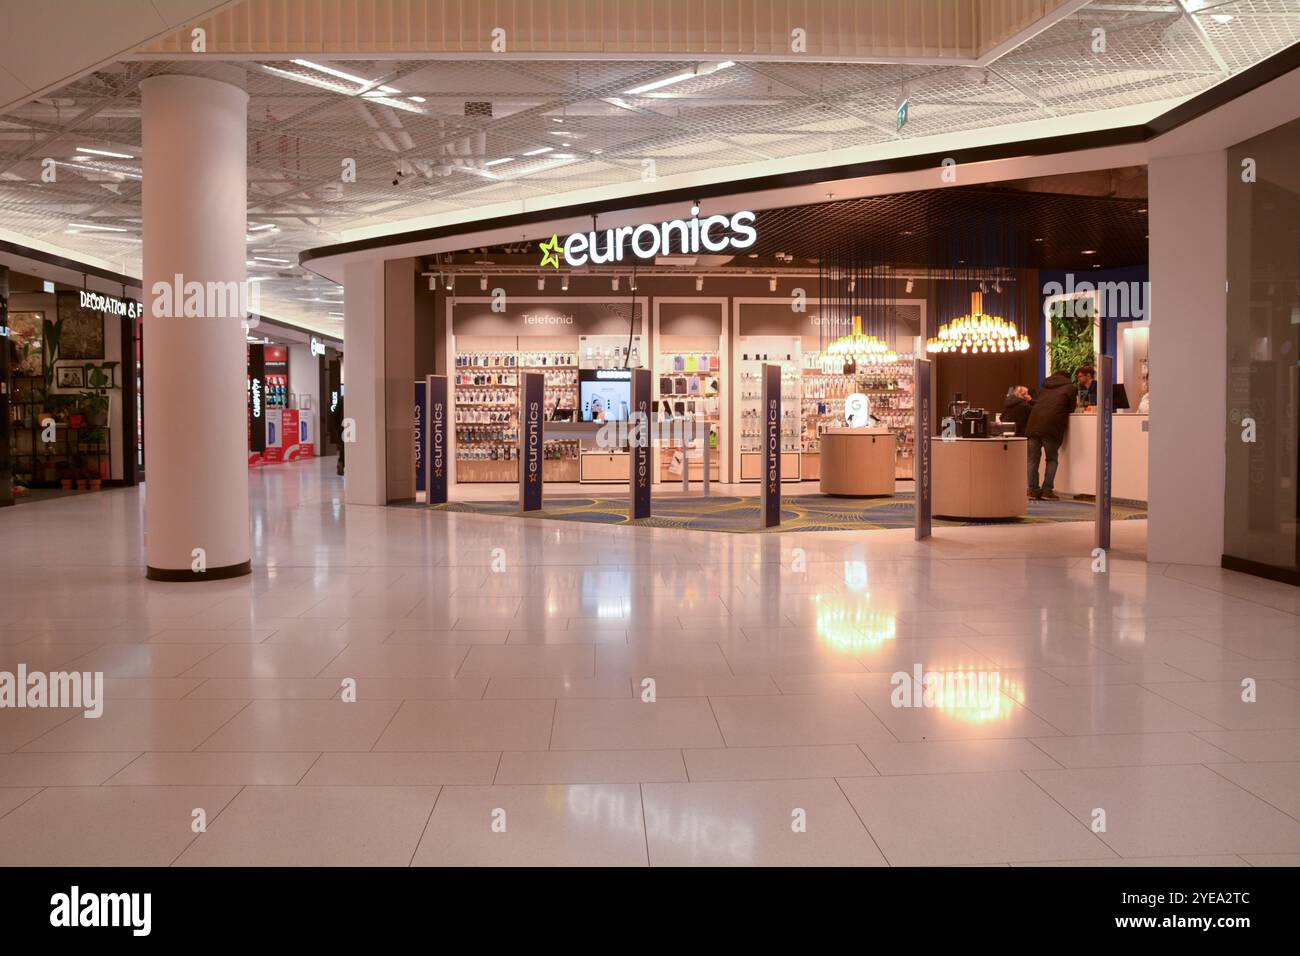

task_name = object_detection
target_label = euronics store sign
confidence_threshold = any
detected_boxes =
[555,210,758,268]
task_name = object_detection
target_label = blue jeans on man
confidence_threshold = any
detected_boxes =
[1027,436,1061,495]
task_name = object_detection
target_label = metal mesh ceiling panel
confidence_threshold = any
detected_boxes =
[0,0,1294,334]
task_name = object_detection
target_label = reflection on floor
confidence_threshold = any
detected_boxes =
[422,492,1147,533]
[0,456,1296,867]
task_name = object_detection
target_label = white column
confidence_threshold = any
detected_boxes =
[141,74,251,579]
[342,259,387,505]
[1147,151,1227,566]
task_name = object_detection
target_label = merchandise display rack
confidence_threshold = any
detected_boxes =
[656,347,721,482]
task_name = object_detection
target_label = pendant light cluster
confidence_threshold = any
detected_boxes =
[926,213,1029,358]
[926,290,1029,354]
[818,250,898,372]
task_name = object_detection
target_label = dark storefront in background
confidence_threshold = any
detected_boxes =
[1224,115,1300,585]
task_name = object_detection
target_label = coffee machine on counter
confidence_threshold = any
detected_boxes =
[959,407,989,438]
[940,394,990,438]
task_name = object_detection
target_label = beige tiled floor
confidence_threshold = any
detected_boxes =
[0,457,1297,866]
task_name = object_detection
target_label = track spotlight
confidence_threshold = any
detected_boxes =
[480,276,488,291]
[428,274,436,291]
[612,276,619,291]
[905,277,914,293]
[768,277,777,292]
[561,275,569,291]
[537,277,545,291]
[695,276,704,291]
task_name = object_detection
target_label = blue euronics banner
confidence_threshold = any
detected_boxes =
[414,380,426,494]
[629,368,651,519]
[519,372,544,512]
[761,363,781,528]
[425,375,448,505]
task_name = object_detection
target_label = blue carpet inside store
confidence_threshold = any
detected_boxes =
[402,492,1146,534]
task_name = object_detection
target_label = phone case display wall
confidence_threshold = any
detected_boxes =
[801,353,916,479]
[736,336,802,482]
[453,344,520,482]
[656,338,721,482]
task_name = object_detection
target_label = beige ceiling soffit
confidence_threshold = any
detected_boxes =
[0,0,245,113]
[132,0,1080,63]
[978,0,1092,67]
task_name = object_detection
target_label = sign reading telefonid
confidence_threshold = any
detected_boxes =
[519,372,544,512]
[551,209,757,268]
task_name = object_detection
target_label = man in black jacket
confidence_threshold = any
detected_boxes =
[1002,386,1033,437]
[1025,372,1076,500]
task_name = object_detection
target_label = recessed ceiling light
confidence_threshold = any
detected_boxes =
[408,96,426,103]
[1081,249,1097,255]
[484,158,513,167]
[523,147,554,156]
[623,61,734,96]
[254,256,291,264]
[248,223,276,231]
[1033,237,1045,242]
[76,147,134,160]
[68,222,126,232]
[1211,14,1233,23]
[291,59,372,87]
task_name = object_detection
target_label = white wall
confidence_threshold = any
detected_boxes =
[342,259,386,505]
[288,343,320,414]
[1147,151,1227,566]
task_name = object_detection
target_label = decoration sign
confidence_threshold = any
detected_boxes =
[629,368,651,520]
[761,363,781,528]
[545,209,758,269]
[425,375,448,505]
[519,372,544,512]
[79,289,142,320]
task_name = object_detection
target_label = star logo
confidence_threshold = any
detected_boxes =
[539,234,562,269]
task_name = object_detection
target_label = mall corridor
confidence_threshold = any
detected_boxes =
[0,459,1296,867]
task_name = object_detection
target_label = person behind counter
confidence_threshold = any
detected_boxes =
[1075,365,1097,410]
[1002,386,1033,437]
[1026,372,1076,500]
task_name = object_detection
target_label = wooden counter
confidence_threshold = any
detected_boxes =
[819,428,895,497]
[932,437,1027,519]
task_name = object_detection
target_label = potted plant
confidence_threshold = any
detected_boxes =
[88,469,102,492]
[57,460,75,491]
[80,389,110,427]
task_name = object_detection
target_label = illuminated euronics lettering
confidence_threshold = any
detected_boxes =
[559,210,757,267]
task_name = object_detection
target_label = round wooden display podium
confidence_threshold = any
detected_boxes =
[819,428,896,497]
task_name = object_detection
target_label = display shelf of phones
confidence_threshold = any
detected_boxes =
[579,338,642,370]
[799,366,857,453]
[737,353,801,454]
[856,355,916,478]
[658,351,722,478]
[520,354,580,478]
[454,351,522,479]
[263,373,288,410]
